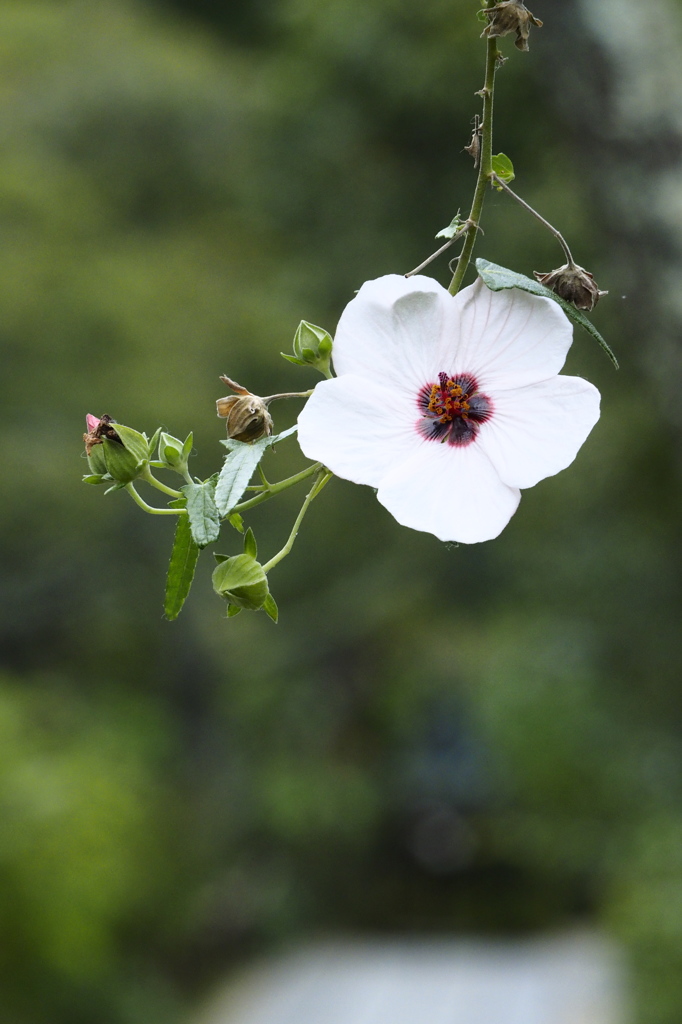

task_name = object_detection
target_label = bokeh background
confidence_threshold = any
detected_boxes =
[2,0,682,1021]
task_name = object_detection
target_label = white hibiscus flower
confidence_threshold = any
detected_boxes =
[297,274,600,543]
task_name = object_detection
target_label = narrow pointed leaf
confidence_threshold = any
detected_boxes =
[476,258,619,368]
[182,480,220,548]
[227,604,242,617]
[263,593,279,623]
[215,424,298,516]
[243,527,257,559]
[164,504,200,620]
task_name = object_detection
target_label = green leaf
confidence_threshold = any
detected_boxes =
[82,474,106,485]
[243,527,257,559]
[477,9,489,23]
[215,424,298,516]
[228,512,245,533]
[263,593,279,623]
[475,258,619,368]
[491,153,515,185]
[227,603,242,617]
[181,480,220,548]
[213,552,230,564]
[436,212,464,240]
[164,505,200,620]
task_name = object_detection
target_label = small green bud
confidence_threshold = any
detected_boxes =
[282,321,333,376]
[212,553,269,611]
[95,422,150,484]
[157,431,188,472]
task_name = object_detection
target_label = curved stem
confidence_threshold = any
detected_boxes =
[448,34,498,295]
[126,483,186,515]
[141,466,183,498]
[262,470,332,573]
[262,390,314,403]
[230,462,323,514]
[491,173,576,265]
[405,226,468,277]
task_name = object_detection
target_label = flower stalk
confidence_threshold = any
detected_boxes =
[262,469,332,573]
[231,462,324,514]
[491,172,575,264]
[449,30,499,295]
[125,483,187,515]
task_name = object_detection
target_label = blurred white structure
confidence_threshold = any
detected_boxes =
[194,933,626,1024]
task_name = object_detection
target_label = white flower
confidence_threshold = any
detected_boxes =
[297,274,600,543]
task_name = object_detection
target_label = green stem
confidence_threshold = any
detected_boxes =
[448,33,498,295]
[230,462,323,514]
[126,483,186,515]
[491,173,576,266]
[141,466,183,498]
[262,470,332,573]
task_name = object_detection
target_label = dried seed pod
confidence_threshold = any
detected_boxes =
[216,376,273,443]
[534,264,608,312]
[481,1,542,52]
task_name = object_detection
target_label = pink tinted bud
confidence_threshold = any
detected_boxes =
[85,414,101,433]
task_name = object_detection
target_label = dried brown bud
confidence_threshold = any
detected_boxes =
[481,1,543,52]
[83,413,121,455]
[534,264,608,312]
[464,116,482,169]
[216,376,273,443]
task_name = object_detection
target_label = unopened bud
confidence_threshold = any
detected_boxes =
[212,553,269,611]
[481,1,542,52]
[282,321,333,376]
[216,376,273,443]
[534,264,608,312]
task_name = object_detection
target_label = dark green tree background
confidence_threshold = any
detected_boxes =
[1,1,680,1022]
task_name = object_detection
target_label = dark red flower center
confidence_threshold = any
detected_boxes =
[417,372,493,446]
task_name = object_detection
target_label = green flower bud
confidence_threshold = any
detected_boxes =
[282,321,333,376]
[101,423,150,484]
[212,553,269,611]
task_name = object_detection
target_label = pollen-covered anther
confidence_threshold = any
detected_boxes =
[418,372,492,446]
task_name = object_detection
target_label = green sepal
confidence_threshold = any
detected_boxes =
[82,473,107,485]
[215,424,298,516]
[148,427,162,456]
[226,604,242,617]
[228,512,245,533]
[164,498,200,620]
[182,480,220,548]
[243,527,257,559]
[476,258,619,368]
[213,552,230,564]
[113,424,150,464]
[491,153,515,186]
[87,445,108,475]
[263,593,279,623]
[281,353,309,367]
[181,432,194,460]
[211,553,269,610]
[476,9,489,23]
[103,480,128,495]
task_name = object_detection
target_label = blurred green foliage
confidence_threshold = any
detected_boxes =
[1,1,681,1022]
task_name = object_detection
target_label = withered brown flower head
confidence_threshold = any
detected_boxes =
[481,1,543,52]
[83,413,121,455]
[534,264,608,312]
[216,376,273,443]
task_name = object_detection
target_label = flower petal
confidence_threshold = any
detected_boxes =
[447,279,575,390]
[477,375,601,489]
[332,274,452,389]
[297,374,421,486]
[377,443,521,544]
